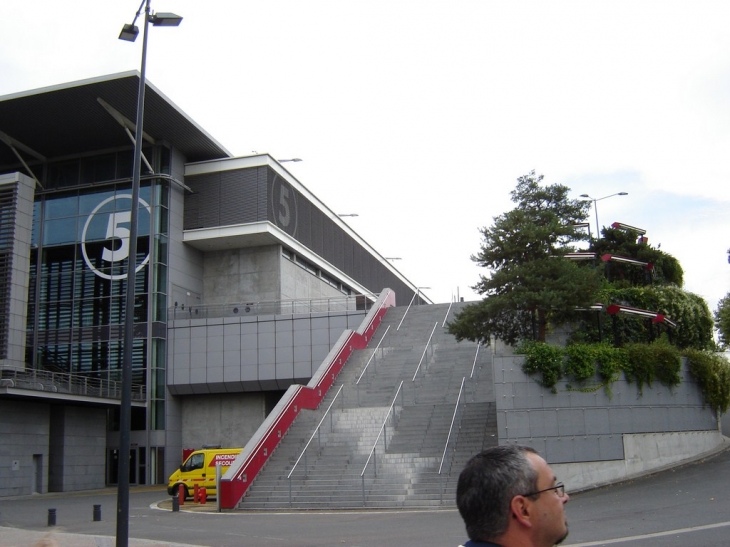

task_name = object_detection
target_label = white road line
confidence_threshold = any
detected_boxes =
[567,520,730,546]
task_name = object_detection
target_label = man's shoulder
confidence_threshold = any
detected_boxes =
[459,541,502,547]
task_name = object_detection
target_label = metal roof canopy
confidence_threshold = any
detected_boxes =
[0,72,231,172]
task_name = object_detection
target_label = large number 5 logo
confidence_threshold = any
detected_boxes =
[81,194,152,280]
[102,211,131,263]
[271,175,297,237]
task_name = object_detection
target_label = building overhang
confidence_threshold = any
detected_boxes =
[0,72,231,172]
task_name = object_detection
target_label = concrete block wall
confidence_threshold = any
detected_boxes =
[48,406,106,492]
[0,400,50,496]
[180,392,267,453]
[494,353,718,464]
[168,309,366,394]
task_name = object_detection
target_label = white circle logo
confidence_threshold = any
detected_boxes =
[81,194,152,280]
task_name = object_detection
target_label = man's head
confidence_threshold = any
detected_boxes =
[456,445,569,547]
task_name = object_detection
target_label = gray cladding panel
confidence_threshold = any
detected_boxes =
[495,354,718,464]
[219,168,260,226]
[169,310,364,393]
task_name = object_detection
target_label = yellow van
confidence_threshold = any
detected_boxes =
[167,447,242,498]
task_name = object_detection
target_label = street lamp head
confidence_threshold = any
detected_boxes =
[618,192,628,196]
[279,158,302,163]
[579,193,591,199]
[118,24,140,42]
[150,12,183,26]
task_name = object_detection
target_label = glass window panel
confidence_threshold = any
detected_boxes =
[154,205,169,235]
[74,297,111,327]
[38,301,72,330]
[151,401,165,430]
[159,147,171,177]
[151,338,165,369]
[81,154,116,185]
[38,344,71,372]
[153,234,168,266]
[43,217,79,246]
[153,292,167,322]
[40,271,74,301]
[157,181,170,208]
[47,161,80,189]
[116,150,133,179]
[45,194,79,219]
[79,188,115,215]
[110,296,125,324]
[31,201,41,246]
[153,260,167,292]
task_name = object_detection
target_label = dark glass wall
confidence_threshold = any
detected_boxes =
[27,152,170,421]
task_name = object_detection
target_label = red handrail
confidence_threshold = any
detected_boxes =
[218,289,396,509]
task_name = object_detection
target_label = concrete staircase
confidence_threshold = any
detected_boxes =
[238,301,498,510]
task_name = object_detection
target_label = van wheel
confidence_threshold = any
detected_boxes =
[173,484,189,499]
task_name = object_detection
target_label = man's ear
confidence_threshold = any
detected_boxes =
[510,495,534,528]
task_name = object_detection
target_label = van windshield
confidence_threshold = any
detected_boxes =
[182,453,204,472]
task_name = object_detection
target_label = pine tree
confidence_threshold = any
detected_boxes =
[448,171,602,345]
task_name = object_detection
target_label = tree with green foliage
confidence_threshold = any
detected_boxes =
[448,171,603,345]
[716,293,730,349]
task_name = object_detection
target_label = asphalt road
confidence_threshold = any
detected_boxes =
[2,447,730,547]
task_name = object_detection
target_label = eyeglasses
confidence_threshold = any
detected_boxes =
[522,482,566,498]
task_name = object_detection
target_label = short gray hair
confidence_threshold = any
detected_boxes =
[456,445,540,541]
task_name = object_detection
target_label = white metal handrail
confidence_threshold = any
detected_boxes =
[356,325,391,385]
[470,343,481,379]
[438,376,466,504]
[411,322,438,381]
[287,384,345,505]
[360,381,404,505]
[441,301,454,327]
[288,384,345,480]
[439,377,466,475]
[396,292,418,331]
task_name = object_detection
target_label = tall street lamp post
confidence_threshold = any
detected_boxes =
[117,3,181,547]
[579,192,628,239]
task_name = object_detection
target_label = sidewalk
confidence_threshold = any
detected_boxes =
[0,526,205,547]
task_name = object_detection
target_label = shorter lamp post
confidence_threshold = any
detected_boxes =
[579,192,628,238]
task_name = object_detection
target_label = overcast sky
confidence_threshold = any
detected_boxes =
[2,1,729,316]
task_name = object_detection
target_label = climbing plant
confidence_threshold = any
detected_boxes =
[684,348,730,414]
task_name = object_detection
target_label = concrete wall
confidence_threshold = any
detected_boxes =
[0,400,50,496]
[48,406,106,492]
[494,347,722,484]
[0,400,105,496]
[203,246,281,305]
[280,255,346,301]
[554,430,725,492]
[178,392,267,460]
[166,156,204,479]
[168,309,366,393]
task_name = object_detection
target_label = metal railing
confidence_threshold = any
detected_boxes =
[0,367,146,401]
[169,295,374,321]
[287,384,345,505]
[355,325,391,402]
[470,343,481,379]
[411,322,439,381]
[360,381,404,506]
[438,376,466,503]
